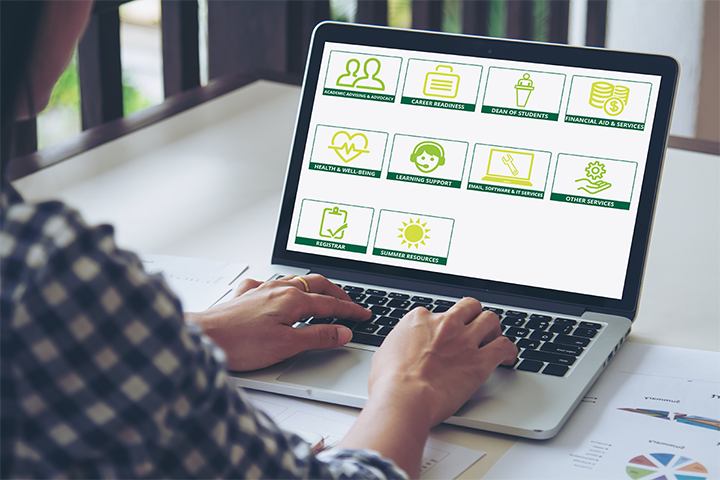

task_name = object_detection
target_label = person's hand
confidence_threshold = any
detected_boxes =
[185,274,371,371]
[335,297,517,477]
[368,297,517,428]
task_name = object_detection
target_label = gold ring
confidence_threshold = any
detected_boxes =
[298,276,310,293]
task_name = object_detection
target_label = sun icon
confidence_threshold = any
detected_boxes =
[398,218,430,249]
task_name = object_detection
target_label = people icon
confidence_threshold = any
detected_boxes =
[410,141,445,174]
[336,58,361,87]
[335,57,385,91]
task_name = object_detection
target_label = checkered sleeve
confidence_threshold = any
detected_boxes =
[1,197,407,479]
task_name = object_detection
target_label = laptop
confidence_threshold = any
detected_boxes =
[482,148,535,186]
[230,22,678,439]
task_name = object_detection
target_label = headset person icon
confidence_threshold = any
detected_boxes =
[410,141,445,174]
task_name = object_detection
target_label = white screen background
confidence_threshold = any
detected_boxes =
[287,42,662,300]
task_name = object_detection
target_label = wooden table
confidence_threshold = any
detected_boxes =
[14,80,720,478]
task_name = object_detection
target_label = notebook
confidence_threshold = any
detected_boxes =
[230,22,678,439]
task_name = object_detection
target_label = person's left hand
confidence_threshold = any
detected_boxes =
[185,274,371,371]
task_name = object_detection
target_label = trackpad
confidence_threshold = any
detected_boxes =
[277,347,372,397]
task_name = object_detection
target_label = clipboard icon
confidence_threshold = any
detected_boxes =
[319,206,348,239]
[423,65,460,99]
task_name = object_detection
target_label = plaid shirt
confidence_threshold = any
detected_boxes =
[0,181,407,479]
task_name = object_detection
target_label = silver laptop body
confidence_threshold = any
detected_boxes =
[230,23,678,440]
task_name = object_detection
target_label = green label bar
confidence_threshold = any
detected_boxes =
[372,248,447,265]
[401,96,476,112]
[564,115,645,131]
[550,193,630,210]
[309,162,380,178]
[481,105,558,121]
[387,171,460,188]
[467,183,544,199]
[323,88,395,103]
[295,236,367,253]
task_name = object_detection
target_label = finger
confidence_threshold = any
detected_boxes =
[281,274,352,301]
[443,297,484,325]
[291,324,354,353]
[234,278,263,297]
[476,336,519,371]
[299,274,352,301]
[299,293,372,322]
[466,310,503,346]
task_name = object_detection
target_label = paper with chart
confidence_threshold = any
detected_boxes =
[140,253,247,312]
[243,389,485,479]
[485,343,720,480]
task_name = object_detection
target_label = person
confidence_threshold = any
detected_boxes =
[410,141,446,174]
[0,2,518,478]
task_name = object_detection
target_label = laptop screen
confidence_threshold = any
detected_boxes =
[276,24,676,312]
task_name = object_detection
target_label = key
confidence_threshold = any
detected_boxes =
[502,154,519,176]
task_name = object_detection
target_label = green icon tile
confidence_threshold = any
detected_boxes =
[372,210,454,266]
[467,143,551,199]
[400,59,482,112]
[481,67,566,122]
[295,200,375,253]
[309,125,388,179]
[550,154,637,210]
[564,76,652,131]
[323,51,402,103]
[386,134,468,189]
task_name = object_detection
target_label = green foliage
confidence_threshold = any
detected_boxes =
[443,0,462,33]
[40,52,152,122]
[122,78,152,116]
[46,56,80,111]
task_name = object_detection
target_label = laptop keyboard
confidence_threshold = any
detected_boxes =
[296,283,605,378]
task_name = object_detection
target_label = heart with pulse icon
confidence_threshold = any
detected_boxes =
[328,131,370,163]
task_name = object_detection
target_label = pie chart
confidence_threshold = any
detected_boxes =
[626,453,709,480]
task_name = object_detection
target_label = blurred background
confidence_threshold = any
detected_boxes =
[22,0,720,165]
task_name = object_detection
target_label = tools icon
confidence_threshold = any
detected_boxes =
[502,154,519,176]
[482,149,534,187]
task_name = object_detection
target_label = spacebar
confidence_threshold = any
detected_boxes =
[350,332,384,347]
[521,350,576,366]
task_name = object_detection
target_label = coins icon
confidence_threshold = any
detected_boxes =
[589,81,615,108]
[589,81,630,116]
[604,97,624,116]
[613,85,630,104]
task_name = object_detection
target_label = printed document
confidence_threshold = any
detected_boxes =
[485,342,720,479]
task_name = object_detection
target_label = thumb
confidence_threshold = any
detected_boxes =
[293,324,353,351]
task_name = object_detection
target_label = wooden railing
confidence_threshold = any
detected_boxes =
[10,0,201,159]
[8,0,717,180]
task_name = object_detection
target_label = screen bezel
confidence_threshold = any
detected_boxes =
[271,22,678,318]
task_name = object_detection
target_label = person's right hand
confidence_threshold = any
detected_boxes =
[368,297,518,428]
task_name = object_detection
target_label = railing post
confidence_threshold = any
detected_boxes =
[208,2,286,80]
[586,0,608,47]
[548,0,570,44]
[10,118,37,158]
[463,0,490,36]
[77,4,124,129]
[412,0,444,32]
[161,0,200,98]
[356,0,388,26]
[207,1,329,79]
[286,1,331,75]
[506,0,535,41]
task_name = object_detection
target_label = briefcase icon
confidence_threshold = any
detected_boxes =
[423,65,460,99]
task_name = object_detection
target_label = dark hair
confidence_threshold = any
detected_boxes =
[1,1,46,179]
